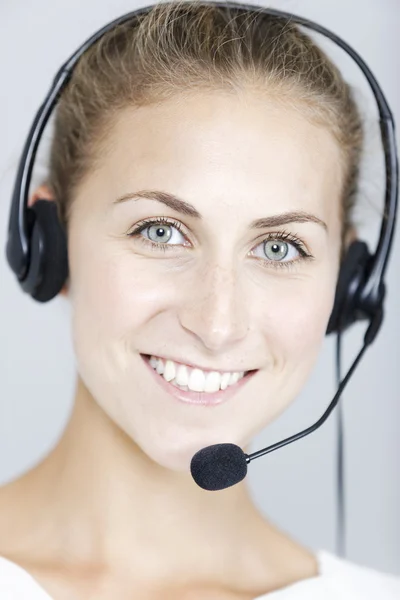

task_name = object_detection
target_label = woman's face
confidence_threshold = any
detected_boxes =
[67,91,343,471]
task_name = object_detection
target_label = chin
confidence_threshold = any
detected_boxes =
[137,440,198,473]
[135,429,238,475]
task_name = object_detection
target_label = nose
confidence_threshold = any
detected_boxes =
[177,260,250,353]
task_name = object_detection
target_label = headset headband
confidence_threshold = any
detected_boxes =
[5,1,398,321]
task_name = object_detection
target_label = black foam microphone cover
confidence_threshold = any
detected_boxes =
[190,443,248,491]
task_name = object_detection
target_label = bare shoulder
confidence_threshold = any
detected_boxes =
[0,472,43,559]
[0,477,47,593]
[0,480,320,600]
[0,479,94,600]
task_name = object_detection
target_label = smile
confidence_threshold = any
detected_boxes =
[141,354,257,406]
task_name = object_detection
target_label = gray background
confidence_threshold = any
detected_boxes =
[0,0,399,576]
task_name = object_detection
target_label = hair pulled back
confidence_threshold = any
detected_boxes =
[47,0,364,259]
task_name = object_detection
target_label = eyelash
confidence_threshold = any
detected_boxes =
[127,217,314,271]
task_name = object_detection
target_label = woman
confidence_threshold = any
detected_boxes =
[0,1,399,598]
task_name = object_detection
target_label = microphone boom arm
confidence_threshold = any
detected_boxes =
[245,310,382,464]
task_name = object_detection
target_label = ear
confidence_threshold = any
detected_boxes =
[28,183,55,207]
[28,184,69,298]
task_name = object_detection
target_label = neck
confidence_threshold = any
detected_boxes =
[10,376,314,593]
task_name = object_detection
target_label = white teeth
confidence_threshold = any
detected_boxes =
[163,360,176,382]
[147,355,247,393]
[175,364,189,386]
[204,371,222,393]
[229,372,240,385]
[220,372,231,390]
[188,368,206,392]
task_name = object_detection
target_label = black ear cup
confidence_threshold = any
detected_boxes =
[21,200,69,302]
[326,240,372,335]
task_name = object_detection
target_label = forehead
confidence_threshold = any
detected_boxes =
[92,91,344,224]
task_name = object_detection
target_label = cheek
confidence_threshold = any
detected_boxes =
[67,230,185,385]
[267,271,336,362]
[241,273,336,440]
[69,251,156,353]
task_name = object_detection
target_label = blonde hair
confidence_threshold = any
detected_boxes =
[47,0,364,259]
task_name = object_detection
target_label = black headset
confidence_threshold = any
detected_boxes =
[5,1,398,337]
[5,1,398,556]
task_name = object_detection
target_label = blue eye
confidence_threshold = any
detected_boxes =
[146,222,185,245]
[127,218,314,269]
[251,237,303,266]
[128,217,187,251]
[264,240,291,261]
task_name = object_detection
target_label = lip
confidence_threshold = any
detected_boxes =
[141,354,257,406]
[141,353,251,374]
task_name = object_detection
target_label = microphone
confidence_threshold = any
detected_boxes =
[190,314,381,491]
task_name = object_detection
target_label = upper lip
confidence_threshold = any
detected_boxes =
[142,353,253,374]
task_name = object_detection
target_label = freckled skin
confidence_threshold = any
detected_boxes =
[68,91,342,470]
[0,90,348,597]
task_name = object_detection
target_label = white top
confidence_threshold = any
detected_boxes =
[0,549,399,599]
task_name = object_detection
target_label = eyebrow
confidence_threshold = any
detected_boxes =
[113,190,328,232]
